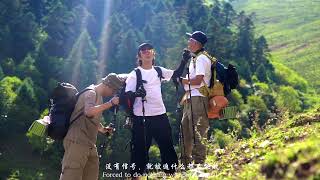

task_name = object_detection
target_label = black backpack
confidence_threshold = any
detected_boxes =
[213,62,239,96]
[118,66,163,115]
[47,83,93,140]
[199,51,239,96]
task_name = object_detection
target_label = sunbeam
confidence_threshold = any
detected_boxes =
[69,0,90,86]
[97,0,113,80]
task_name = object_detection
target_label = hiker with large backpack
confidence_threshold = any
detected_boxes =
[59,73,125,180]
[125,43,189,179]
[178,31,239,167]
[178,31,213,167]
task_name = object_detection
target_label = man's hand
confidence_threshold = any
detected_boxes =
[181,78,189,85]
[110,97,119,106]
[134,86,146,98]
[99,126,114,135]
[182,49,192,63]
[173,77,183,86]
[173,77,179,86]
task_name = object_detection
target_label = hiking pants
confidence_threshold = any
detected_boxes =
[130,114,178,175]
[59,140,99,180]
[181,96,209,165]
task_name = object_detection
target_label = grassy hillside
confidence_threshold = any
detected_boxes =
[162,107,320,179]
[232,0,320,91]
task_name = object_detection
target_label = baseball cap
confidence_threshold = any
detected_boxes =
[102,73,125,91]
[138,43,154,53]
[186,31,207,45]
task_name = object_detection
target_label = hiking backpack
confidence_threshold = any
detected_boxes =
[199,51,239,96]
[47,83,93,140]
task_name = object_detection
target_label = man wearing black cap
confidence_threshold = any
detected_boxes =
[125,42,190,178]
[179,31,211,166]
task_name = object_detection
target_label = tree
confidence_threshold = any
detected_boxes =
[0,0,41,62]
[0,76,23,135]
[16,54,41,82]
[222,2,236,27]
[254,36,269,62]
[237,60,252,82]
[7,78,39,129]
[1,58,16,76]
[42,0,81,57]
[113,30,139,73]
[236,11,255,69]
[0,65,4,80]
[256,64,268,82]
[64,30,98,89]
[185,0,209,29]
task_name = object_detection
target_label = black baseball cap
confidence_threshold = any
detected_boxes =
[138,43,154,53]
[186,31,207,45]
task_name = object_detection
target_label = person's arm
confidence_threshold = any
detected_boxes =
[84,91,119,118]
[181,55,207,86]
[171,49,192,81]
[181,75,204,86]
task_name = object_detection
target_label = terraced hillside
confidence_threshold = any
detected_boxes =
[232,0,320,91]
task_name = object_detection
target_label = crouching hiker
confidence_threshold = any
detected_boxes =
[125,43,190,179]
[59,73,125,180]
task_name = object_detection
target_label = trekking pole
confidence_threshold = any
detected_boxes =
[175,81,187,165]
[98,106,117,159]
[186,67,196,146]
[111,105,118,134]
[141,94,149,180]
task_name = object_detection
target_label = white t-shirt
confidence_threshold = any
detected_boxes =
[183,54,212,97]
[125,66,174,116]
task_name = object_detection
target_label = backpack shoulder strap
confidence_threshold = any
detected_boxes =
[134,68,143,91]
[154,66,164,81]
[70,87,96,125]
[198,51,217,64]
[195,51,218,88]
[76,87,95,99]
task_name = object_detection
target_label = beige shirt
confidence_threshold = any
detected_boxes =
[64,85,103,147]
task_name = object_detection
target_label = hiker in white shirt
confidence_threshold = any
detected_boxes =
[125,43,190,178]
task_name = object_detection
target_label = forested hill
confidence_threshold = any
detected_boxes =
[232,0,320,92]
[0,0,318,179]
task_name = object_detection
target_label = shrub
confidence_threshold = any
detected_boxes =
[213,129,233,149]
[275,86,302,112]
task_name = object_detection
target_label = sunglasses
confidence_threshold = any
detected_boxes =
[140,48,154,54]
[188,38,198,43]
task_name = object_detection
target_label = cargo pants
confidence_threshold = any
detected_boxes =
[181,96,209,165]
[59,140,99,180]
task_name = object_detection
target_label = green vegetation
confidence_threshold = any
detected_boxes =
[232,0,320,91]
[167,106,320,179]
[0,0,319,179]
